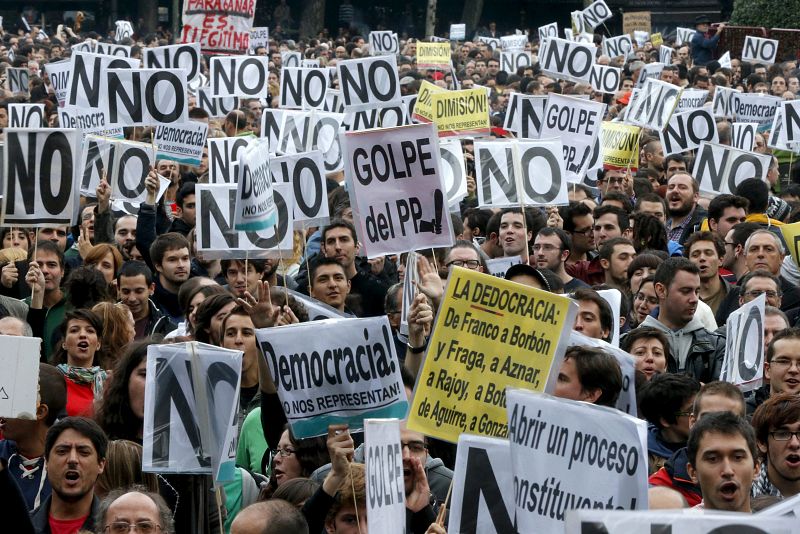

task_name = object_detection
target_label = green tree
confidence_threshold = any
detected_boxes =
[730,0,800,28]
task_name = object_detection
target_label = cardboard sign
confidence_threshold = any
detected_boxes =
[342,123,454,257]
[9,103,45,128]
[0,336,41,419]
[538,23,559,42]
[344,102,410,131]
[67,51,140,110]
[234,138,277,231]
[417,42,452,68]
[249,27,269,51]
[660,108,719,156]
[369,31,400,56]
[450,24,466,41]
[115,20,134,41]
[256,316,409,438]
[623,11,651,36]
[281,51,301,68]
[44,61,71,107]
[503,94,547,139]
[180,0,255,54]
[693,141,772,195]
[486,256,522,278]
[539,37,595,84]
[208,137,256,184]
[399,252,418,337]
[541,94,605,183]
[567,510,796,533]
[507,388,648,533]
[626,78,681,130]
[104,68,188,127]
[712,86,740,119]
[210,55,271,98]
[722,293,765,393]
[142,342,242,482]
[590,64,621,94]
[769,108,800,154]
[6,68,29,94]
[500,51,532,73]
[732,122,758,150]
[277,111,346,176]
[501,34,528,52]
[280,67,329,110]
[602,35,633,59]
[731,92,781,132]
[154,121,208,166]
[407,267,577,442]
[269,150,330,227]
[365,419,406,534]
[742,35,779,65]
[475,139,569,206]
[143,43,202,82]
[675,89,708,113]
[195,182,294,259]
[675,27,694,46]
[780,100,800,145]
[449,435,515,534]
[570,332,637,415]
[431,88,491,137]
[581,0,613,30]
[2,129,79,227]
[439,138,468,206]
[476,36,500,50]
[338,55,401,111]
[197,87,239,119]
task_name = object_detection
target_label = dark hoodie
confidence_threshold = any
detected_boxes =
[647,423,685,474]
[648,447,702,507]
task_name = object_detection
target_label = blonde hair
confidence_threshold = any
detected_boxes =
[94,440,159,498]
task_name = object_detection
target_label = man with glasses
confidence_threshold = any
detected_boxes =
[561,202,596,270]
[444,241,486,273]
[752,393,800,498]
[596,168,629,199]
[532,228,587,291]
[97,488,174,533]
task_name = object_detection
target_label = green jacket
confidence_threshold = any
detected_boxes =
[24,293,69,362]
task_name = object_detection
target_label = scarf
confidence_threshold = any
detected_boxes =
[56,364,108,397]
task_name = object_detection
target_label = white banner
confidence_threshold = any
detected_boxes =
[143,43,202,82]
[44,61,71,107]
[154,121,208,166]
[732,122,758,151]
[180,0,255,55]
[538,23,558,41]
[693,141,772,195]
[439,137,468,206]
[210,55,271,98]
[500,51,532,73]
[369,31,400,56]
[675,89,708,113]
[660,108,719,156]
[234,138,277,231]
[590,64,621,94]
[501,34,528,52]
[249,27,269,51]
[541,94,605,183]
[0,336,41,419]
[731,92,781,132]
[338,55,401,111]
[269,150,330,227]
[6,68,29,94]
[104,68,188,127]
[115,20,134,42]
[712,86,740,119]
[109,139,156,204]
[365,419,406,534]
[581,0,613,29]
[722,293,765,393]
[95,42,132,57]
[742,35,779,65]
[566,510,796,533]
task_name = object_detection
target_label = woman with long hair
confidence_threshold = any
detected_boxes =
[83,243,124,285]
[91,301,136,369]
[193,292,236,345]
[178,279,227,337]
[95,440,160,498]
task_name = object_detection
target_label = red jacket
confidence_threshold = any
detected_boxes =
[566,257,605,287]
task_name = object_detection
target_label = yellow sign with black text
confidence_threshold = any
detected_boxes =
[417,42,452,69]
[412,80,446,123]
[431,88,490,136]
[600,122,641,171]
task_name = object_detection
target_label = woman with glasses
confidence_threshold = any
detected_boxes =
[633,276,660,327]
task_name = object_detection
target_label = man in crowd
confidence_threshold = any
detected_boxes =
[561,202,596,270]
[498,208,538,263]
[25,241,67,361]
[553,346,622,407]
[117,261,176,339]
[685,231,730,315]
[571,287,613,342]
[96,488,175,534]
[598,237,637,294]
[752,393,800,498]
[707,194,748,244]
[532,228,587,292]
[309,258,351,315]
[666,174,707,246]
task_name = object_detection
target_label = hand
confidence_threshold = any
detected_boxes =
[368,255,385,275]
[466,174,476,198]
[717,23,726,32]
[145,167,160,205]
[237,280,279,328]
[546,207,562,229]
[416,256,444,306]
[426,524,447,534]
[275,304,299,326]
[404,456,431,513]
[408,293,433,343]
[1,262,18,288]
[322,424,355,496]
[77,227,93,259]
[96,177,111,213]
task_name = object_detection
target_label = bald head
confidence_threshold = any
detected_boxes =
[648,486,688,510]
[0,316,32,336]
[231,499,308,534]
[98,490,173,533]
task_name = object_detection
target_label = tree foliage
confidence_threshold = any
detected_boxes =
[730,0,800,28]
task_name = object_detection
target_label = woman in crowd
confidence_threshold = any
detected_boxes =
[632,275,659,327]
[193,292,236,344]
[52,309,106,416]
[92,301,136,369]
[95,439,160,498]
[83,243,124,285]
[180,279,227,337]
[621,327,669,381]
[0,227,31,251]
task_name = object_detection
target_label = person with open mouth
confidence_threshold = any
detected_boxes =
[752,393,800,499]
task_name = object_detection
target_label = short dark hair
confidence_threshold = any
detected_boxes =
[39,364,67,426]
[684,231,725,259]
[620,326,670,360]
[730,221,762,247]
[29,240,64,269]
[562,201,593,234]
[602,192,634,213]
[221,258,268,275]
[45,416,108,460]
[654,257,699,291]
[599,236,634,262]
[687,411,757,468]
[626,253,663,283]
[664,153,687,169]
[751,393,800,453]
[321,219,358,245]
[570,287,613,341]
[463,208,493,237]
[593,204,630,232]
[563,346,623,407]
[767,327,800,363]
[310,257,346,286]
[117,260,154,285]
[735,178,769,214]
[175,182,196,208]
[149,233,190,267]
[707,194,749,223]
[692,381,745,418]
[738,269,781,299]
[535,227,572,251]
[639,373,701,429]
[635,193,666,213]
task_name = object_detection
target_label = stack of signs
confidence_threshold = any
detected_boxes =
[234,138,277,231]
[180,0,256,54]
[255,317,408,437]
[342,123,454,257]
[0,335,42,420]
[540,93,605,183]
[142,342,243,482]
[722,293,766,392]
[407,267,577,443]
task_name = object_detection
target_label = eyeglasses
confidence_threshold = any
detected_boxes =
[674,411,692,418]
[743,290,780,299]
[446,259,480,269]
[571,226,594,236]
[401,441,428,454]
[634,293,659,306]
[770,430,800,441]
[275,447,296,457]
[105,522,162,533]
[600,177,625,185]
[770,358,800,370]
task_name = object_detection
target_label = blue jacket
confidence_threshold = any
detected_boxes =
[690,30,721,66]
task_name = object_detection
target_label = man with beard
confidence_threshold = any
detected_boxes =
[666,174,707,246]
[532,228,587,292]
[752,393,800,498]
[30,417,107,533]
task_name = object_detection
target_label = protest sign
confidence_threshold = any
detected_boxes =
[195,182,294,259]
[503,94,546,139]
[417,42,452,68]
[9,103,44,128]
[623,12,651,36]
[44,61,71,107]
[781,100,800,145]
[399,252,418,337]
[208,136,256,184]
[675,89,708,113]
[450,24,466,40]
[210,55,271,98]
[269,150,330,227]
[570,11,587,36]
[693,141,772,195]
[280,67,329,110]
[370,31,400,56]
[658,45,672,65]
[781,222,800,276]
[104,68,188,127]
[570,332,637,415]
[712,86,739,119]
[234,138,277,231]
[197,87,239,118]
[475,138,569,206]
[634,62,664,89]
[407,267,576,442]
[649,32,663,47]
[449,434,515,534]
[476,36,500,50]
[0,335,41,419]
[602,35,633,59]
[732,122,758,151]
[431,88,490,137]
[154,121,208,166]
[58,106,125,141]
[115,20,134,41]
[249,27,269,51]
[769,108,800,154]
[256,316,408,438]
[143,43,202,82]
[142,342,242,482]
[731,92,781,132]
[411,80,446,123]
[626,78,681,130]
[719,50,732,69]
[539,37,595,84]
[365,419,405,534]
[507,389,647,533]
[660,108,718,156]
[278,111,314,155]
[567,510,796,533]
[581,0,613,30]
[589,64,621,94]
[722,293,765,393]
[338,55,401,111]
[95,42,132,57]
[67,51,140,111]
[501,34,528,52]
[108,140,156,204]
[311,111,346,174]
[600,122,640,171]
[486,256,522,278]
[742,35,779,65]
[541,94,605,183]
[500,51,532,73]
[2,129,79,227]
[180,0,255,55]
[302,59,321,68]
[6,68,28,94]
[439,138,468,206]
[286,288,346,321]
[676,27,694,46]
[79,135,116,196]
[344,102,409,131]
[281,51,301,68]
[538,23,558,41]
[759,491,800,518]
[342,123,454,257]
[71,40,94,54]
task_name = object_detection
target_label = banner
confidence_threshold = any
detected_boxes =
[449,435,515,534]
[693,142,772,195]
[0,335,42,419]
[269,150,330,227]
[285,288,346,321]
[731,92,781,132]
[486,256,522,278]
[675,89,709,113]
[660,108,718,156]
[590,64,621,94]
[142,342,242,482]
[2,129,79,227]
[568,510,796,533]
[501,34,528,52]
[210,55,271,98]
[541,94,605,183]
[780,100,800,145]
[539,37,595,84]
[115,20,134,42]
[599,122,640,171]
[407,267,576,442]
[143,43,202,82]
[369,31,400,56]
[95,42,132,57]
[281,51,301,68]
[234,138,277,231]
[622,11,651,36]
[431,88,490,136]
[9,103,44,128]
[626,77,681,130]
[439,138,468,206]
[712,86,740,119]
[450,24,466,41]
[44,61,71,107]
[722,293,765,393]
[417,42,452,68]
[732,122,758,150]
[180,0,256,55]
[154,121,208,165]
[342,123,454,257]
[255,316,408,438]
[742,35,779,65]
[500,51,532,74]
[280,67,328,110]
[365,419,405,534]
[676,27,694,46]
[507,388,648,533]
[67,51,140,113]
[338,55,402,111]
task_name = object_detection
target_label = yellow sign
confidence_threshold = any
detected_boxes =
[650,32,663,47]
[431,88,490,136]
[623,11,651,37]
[412,80,446,123]
[600,122,641,171]
[781,222,800,272]
[407,267,576,443]
[417,42,452,69]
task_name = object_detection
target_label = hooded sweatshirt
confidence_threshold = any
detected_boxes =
[640,314,708,371]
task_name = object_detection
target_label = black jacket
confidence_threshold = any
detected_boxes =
[30,494,100,534]
[141,299,178,340]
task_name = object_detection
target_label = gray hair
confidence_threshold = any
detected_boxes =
[95,486,174,534]
[744,229,785,256]
[0,316,33,337]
